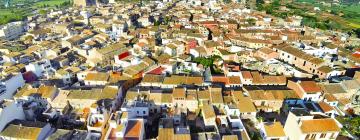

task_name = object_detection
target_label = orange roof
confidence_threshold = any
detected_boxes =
[324,93,337,102]
[212,76,230,85]
[241,71,253,79]
[172,88,185,98]
[318,102,334,112]
[264,122,286,137]
[229,76,241,84]
[125,120,143,138]
[137,42,146,47]
[300,119,341,133]
[299,81,321,93]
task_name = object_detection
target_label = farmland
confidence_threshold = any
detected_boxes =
[294,0,360,29]
[257,0,360,31]
[0,0,70,25]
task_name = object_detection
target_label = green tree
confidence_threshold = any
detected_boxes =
[223,0,231,4]
[246,18,256,26]
[39,9,47,15]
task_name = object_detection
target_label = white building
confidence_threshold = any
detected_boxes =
[121,100,149,118]
[0,21,25,40]
[284,111,341,140]
[0,120,53,140]
[0,100,26,132]
[25,59,54,78]
[260,122,287,140]
[112,21,127,40]
[0,73,25,100]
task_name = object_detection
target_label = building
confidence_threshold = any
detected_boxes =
[0,21,25,40]
[83,72,110,86]
[0,100,26,132]
[273,44,325,76]
[287,80,322,102]
[0,120,53,140]
[0,73,25,100]
[73,0,97,7]
[284,110,341,140]
[260,122,287,140]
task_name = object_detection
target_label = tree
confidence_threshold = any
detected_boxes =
[246,18,256,26]
[353,28,360,39]
[39,9,47,15]
[223,0,231,4]
[337,116,360,137]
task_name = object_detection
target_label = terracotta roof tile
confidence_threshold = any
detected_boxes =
[299,81,321,93]
[300,118,341,133]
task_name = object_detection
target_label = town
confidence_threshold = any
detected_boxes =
[0,0,360,140]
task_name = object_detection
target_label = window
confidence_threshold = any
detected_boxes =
[143,111,146,114]
[320,133,326,138]
[137,111,139,114]
[311,134,316,139]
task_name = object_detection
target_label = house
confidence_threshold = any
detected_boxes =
[0,119,53,140]
[255,47,278,60]
[84,72,110,86]
[231,91,257,119]
[260,122,287,140]
[190,47,208,58]
[0,100,25,132]
[25,59,54,78]
[273,44,325,76]
[211,76,242,88]
[0,21,25,40]
[14,85,59,105]
[140,74,165,87]
[50,86,120,110]
[318,101,338,118]
[284,110,341,140]
[247,89,299,112]
[73,0,96,7]
[320,83,347,107]
[202,105,216,127]
[240,71,286,86]
[240,71,253,85]
[228,36,273,49]
[112,20,127,40]
[162,75,204,88]
[105,115,145,140]
[0,73,25,100]
[316,66,345,79]
[47,129,89,140]
[287,80,322,102]
[62,35,86,48]
[54,67,81,85]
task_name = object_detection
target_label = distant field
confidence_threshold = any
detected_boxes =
[0,0,70,25]
[293,0,360,29]
[33,0,69,7]
[349,23,360,28]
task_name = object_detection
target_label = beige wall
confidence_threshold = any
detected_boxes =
[284,112,303,140]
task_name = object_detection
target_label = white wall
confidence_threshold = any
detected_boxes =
[0,101,26,131]
[1,73,25,100]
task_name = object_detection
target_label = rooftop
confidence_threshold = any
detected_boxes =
[300,118,341,133]
[263,122,286,138]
